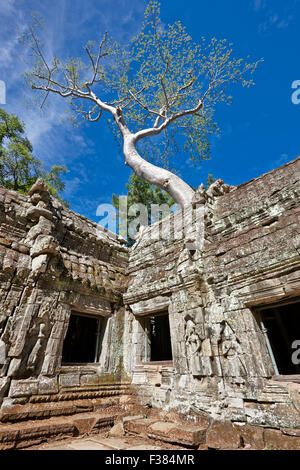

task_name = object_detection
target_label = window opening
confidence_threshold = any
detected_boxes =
[62,312,102,364]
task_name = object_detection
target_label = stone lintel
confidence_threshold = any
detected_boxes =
[129,295,171,316]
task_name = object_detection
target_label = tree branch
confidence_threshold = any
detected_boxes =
[86,32,108,86]
[128,89,163,118]
[134,99,203,142]
[32,83,73,99]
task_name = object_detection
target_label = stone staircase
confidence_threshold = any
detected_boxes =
[2,403,300,450]
[0,392,136,450]
[0,410,117,450]
[0,410,207,450]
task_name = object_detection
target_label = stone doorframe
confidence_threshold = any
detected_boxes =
[127,295,175,384]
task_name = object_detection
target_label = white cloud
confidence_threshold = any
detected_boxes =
[0,0,145,160]
[277,15,294,29]
[253,0,296,34]
[0,0,148,217]
[0,0,16,16]
[258,12,294,32]
[274,153,293,167]
[258,13,279,33]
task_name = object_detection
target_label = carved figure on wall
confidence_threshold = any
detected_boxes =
[184,312,207,376]
[213,320,247,377]
[26,302,53,374]
[27,321,48,371]
[0,316,13,376]
[3,299,55,378]
[185,320,202,375]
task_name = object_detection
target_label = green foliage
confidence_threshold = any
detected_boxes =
[21,2,262,171]
[112,172,175,245]
[206,173,217,189]
[0,108,69,205]
[112,170,218,245]
[41,165,69,203]
[113,172,174,212]
[113,172,174,211]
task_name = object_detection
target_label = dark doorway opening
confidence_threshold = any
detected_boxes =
[259,301,300,375]
[62,313,102,364]
[149,313,172,361]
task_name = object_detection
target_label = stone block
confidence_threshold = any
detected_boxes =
[17,421,76,444]
[123,415,144,424]
[9,379,38,398]
[59,374,80,388]
[124,418,158,436]
[109,422,124,437]
[0,377,10,399]
[206,421,242,449]
[0,237,11,247]
[234,423,264,450]
[226,397,244,409]
[93,415,115,430]
[38,376,59,395]
[31,254,48,273]
[80,374,100,386]
[26,205,53,221]
[148,421,206,447]
[264,428,300,450]
[281,427,300,437]
[72,416,97,434]
[0,425,19,449]
[130,296,170,315]
[131,372,147,384]
[30,235,59,258]
[41,354,59,376]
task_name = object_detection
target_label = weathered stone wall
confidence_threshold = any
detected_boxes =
[0,179,129,415]
[0,156,299,438]
[124,156,300,430]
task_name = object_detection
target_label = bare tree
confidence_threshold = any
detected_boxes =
[21,1,261,208]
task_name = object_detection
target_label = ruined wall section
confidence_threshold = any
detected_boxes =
[205,156,300,295]
[123,200,205,371]
[0,179,129,412]
[124,156,300,429]
[198,156,300,426]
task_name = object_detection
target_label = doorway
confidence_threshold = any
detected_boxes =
[62,312,102,364]
[142,312,173,362]
[257,300,300,375]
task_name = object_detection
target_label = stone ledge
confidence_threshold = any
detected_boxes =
[124,417,158,437]
[147,421,206,447]
[0,395,132,423]
[0,411,117,450]
[206,420,300,450]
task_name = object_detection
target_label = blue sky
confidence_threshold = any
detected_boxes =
[0,0,299,222]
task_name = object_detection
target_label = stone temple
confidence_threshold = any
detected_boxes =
[0,156,299,450]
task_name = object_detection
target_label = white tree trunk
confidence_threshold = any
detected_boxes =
[123,135,195,208]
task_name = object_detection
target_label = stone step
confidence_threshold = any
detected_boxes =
[0,411,116,450]
[124,416,207,448]
[147,421,207,447]
[124,417,158,437]
[0,394,134,423]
